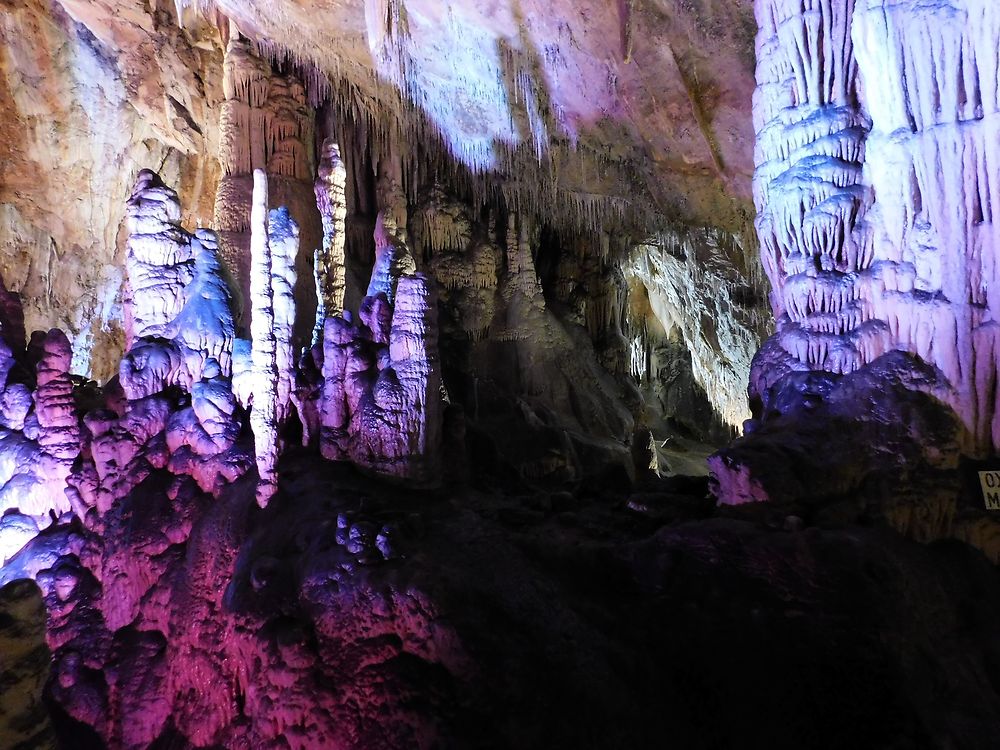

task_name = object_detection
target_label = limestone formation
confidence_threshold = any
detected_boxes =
[124,170,193,347]
[34,328,79,511]
[243,169,300,506]
[213,32,320,344]
[747,0,1000,449]
[713,0,1000,555]
[314,137,348,339]
[367,211,417,305]
[121,171,236,399]
[349,274,443,483]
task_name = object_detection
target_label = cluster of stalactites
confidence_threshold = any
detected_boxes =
[218,35,312,181]
[214,33,318,339]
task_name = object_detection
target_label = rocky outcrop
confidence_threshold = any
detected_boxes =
[13,451,1000,748]
[0,0,223,380]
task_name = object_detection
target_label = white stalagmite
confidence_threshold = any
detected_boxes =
[124,170,193,348]
[348,274,443,483]
[249,169,279,506]
[247,170,298,507]
[120,171,235,399]
[269,205,298,426]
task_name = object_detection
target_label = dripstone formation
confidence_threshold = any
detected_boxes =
[3,0,1000,747]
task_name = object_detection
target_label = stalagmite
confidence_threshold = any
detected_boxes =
[121,172,235,399]
[249,170,280,506]
[313,138,348,343]
[367,212,416,305]
[123,170,193,348]
[269,206,298,426]
[247,170,298,507]
[319,315,356,461]
[34,329,78,514]
[349,275,443,483]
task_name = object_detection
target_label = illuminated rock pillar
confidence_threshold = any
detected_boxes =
[751,0,1000,452]
[313,138,348,342]
[750,0,880,397]
[248,170,298,507]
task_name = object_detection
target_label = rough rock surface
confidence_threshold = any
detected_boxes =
[0,0,223,379]
[11,453,1000,748]
[0,579,57,750]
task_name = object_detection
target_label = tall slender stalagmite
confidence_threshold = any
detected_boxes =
[248,170,279,506]
[313,138,348,343]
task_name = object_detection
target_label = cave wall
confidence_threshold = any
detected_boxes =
[0,0,224,381]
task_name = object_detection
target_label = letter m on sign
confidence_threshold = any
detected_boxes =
[978,471,1000,510]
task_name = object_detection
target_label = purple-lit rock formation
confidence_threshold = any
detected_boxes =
[121,170,236,398]
[34,328,79,507]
